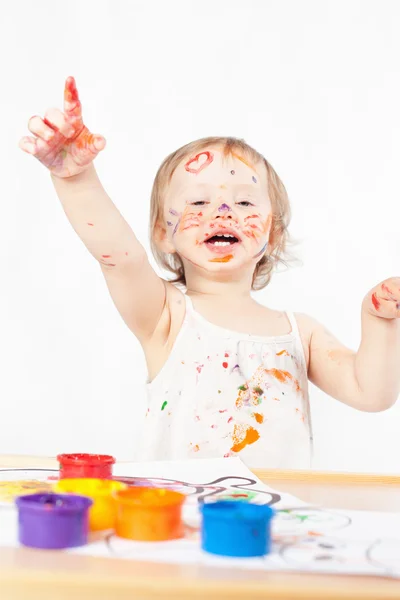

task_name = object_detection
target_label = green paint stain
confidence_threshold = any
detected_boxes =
[253,386,264,395]
[218,390,221,394]
[238,384,247,391]
[161,401,168,411]
[280,509,310,522]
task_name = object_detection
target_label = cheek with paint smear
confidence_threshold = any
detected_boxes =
[178,207,204,233]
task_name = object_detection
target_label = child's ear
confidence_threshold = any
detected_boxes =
[154,221,176,254]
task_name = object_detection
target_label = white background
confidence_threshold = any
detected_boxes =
[1,0,399,471]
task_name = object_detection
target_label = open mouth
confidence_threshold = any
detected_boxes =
[204,233,240,247]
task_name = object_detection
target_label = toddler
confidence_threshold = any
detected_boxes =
[19,78,400,468]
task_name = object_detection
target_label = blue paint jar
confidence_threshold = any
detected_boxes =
[200,500,275,557]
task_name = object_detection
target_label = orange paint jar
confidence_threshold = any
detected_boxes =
[113,487,185,541]
[54,478,127,531]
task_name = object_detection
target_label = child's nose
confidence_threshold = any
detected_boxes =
[214,202,233,217]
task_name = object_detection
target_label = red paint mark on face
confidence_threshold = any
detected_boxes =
[372,293,380,310]
[87,223,94,226]
[101,255,111,258]
[209,254,233,263]
[222,361,228,369]
[231,424,260,453]
[125,252,129,256]
[184,151,214,174]
[227,417,233,424]
[219,409,227,413]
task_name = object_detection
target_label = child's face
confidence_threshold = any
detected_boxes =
[161,148,272,275]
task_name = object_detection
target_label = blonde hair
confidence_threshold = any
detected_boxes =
[150,136,294,291]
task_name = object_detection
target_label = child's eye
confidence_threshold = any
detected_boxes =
[191,200,208,206]
[236,200,254,207]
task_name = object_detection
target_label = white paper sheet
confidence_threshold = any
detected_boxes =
[0,458,399,578]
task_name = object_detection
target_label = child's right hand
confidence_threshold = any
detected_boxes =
[19,77,106,178]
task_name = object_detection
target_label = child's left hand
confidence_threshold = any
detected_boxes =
[364,277,400,319]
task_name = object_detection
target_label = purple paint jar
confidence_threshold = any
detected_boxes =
[16,493,93,550]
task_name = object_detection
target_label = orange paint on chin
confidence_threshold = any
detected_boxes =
[209,254,233,263]
[231,424,260,453]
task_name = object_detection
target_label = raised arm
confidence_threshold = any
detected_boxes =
[306,277,400,412]
[19,77,166,342]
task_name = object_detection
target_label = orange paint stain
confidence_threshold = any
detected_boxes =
[265,368,301,393]
[276,349,290,357]
[209,254,233,263]
[179,207,201,232]
[253,412,264,424]
[327,349,342,365]
[231,152,257,173]
[231,424,260,453]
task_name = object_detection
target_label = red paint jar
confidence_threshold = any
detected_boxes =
[57,453,116,479]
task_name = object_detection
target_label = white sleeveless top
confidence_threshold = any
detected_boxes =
[136,294,313,469]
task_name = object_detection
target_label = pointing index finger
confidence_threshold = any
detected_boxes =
[64,76,82,119]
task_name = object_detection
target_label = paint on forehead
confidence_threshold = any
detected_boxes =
[231,151,257,173]
[184,151,214,175]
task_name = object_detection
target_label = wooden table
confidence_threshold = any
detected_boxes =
[0,455,399,600]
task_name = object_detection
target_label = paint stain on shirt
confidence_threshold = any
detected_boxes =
[231,424,260,452]
[253,412,264,424]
